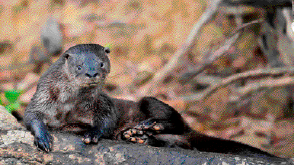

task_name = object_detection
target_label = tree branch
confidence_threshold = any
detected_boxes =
[136,0,223,98]
[181,67,294,102]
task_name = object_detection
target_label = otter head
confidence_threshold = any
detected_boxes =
[63,44,111,88]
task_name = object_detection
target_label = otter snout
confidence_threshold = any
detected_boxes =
[85,72,99,78]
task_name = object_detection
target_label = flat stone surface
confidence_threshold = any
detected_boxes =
[0,132,292,165]
[0,108,292,164]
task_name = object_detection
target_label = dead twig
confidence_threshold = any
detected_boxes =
[135,0,223,98]
[282,8,294,41]
[21,81,38,94]
[237,77,294,98]
[179,19,263,84]
[229,76,294,109]
[234,19,263,34]
[181,67,294,102]
[179,32,240,84]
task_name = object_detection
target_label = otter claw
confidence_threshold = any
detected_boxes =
[83,130,102,144]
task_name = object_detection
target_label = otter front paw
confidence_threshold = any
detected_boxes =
[82,129,102,144]
[34,131,53,152]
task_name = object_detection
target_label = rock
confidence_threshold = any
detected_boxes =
[223,0,291,7]
[0,105,23,130]
[0,106,292,164]
[41,17,63,57]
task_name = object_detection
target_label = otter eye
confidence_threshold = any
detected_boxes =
[77,65,82,70]
[100,62,104,68]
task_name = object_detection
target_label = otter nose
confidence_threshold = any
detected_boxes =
[85,72,99,78]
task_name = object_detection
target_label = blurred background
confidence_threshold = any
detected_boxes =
[0,0,293,158]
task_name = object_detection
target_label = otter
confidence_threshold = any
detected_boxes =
[24,44,277,159]
[24,44,116,152]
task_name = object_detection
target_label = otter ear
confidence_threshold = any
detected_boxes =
[104,47,110,54]
[64,53,70,59]
[64,53,75,59]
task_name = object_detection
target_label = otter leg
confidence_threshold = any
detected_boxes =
[82,94,117,144]
[122,97,190,146]
[24,112,53,152]
[122,118,189,145]
[82,117,115,144]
